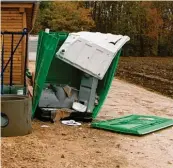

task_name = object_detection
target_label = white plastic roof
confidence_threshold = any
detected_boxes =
[75,32,130,53]
[56,32,130,80]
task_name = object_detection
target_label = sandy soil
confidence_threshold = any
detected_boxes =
[1,79,173,168]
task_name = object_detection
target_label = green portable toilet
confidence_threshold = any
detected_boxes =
[32,31,129,119]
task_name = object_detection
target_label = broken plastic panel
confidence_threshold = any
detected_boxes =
[91,115,173,135]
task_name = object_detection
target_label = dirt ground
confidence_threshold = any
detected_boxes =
[1,77,173,168]
[117,57,173,98]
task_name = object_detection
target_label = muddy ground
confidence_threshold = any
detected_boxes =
[117,57,173,98]
[1,59,173,168]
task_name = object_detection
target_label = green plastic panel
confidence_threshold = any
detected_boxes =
[92,115,173,135]
[32,31,61,116]
[46,59,81,87]
[46,32,81,87]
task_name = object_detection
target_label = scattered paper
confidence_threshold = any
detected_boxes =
[61,120,81,126]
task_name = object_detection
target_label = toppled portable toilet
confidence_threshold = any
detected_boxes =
[32,31,130,120]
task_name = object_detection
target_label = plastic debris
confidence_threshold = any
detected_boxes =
[61,120,81,126]
[72,102,87,112]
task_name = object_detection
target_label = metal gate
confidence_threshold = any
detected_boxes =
[1,28,28,94]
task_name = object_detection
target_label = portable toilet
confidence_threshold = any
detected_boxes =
[32,31,130,119]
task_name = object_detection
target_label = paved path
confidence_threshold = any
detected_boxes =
[99,78,173,119]
[28,36,38,61]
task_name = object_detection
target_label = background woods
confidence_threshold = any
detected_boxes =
[33,1,173,57]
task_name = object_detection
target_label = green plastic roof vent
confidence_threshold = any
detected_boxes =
[91,115,173,135]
